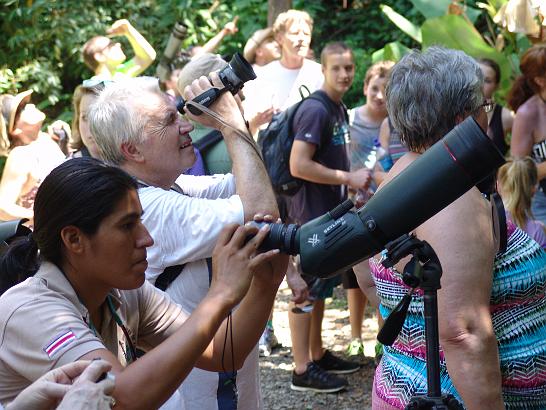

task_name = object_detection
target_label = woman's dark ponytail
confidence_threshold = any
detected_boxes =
[0,234,39,295]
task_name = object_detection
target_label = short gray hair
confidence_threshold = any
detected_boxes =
[89,76,161,165]
[386,46,483,152]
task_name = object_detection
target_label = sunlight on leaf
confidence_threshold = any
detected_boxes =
[380,4,422,43]
[422,14,513,96]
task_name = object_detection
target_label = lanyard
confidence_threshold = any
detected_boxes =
[59,267,139,364]
[86,295,138,364]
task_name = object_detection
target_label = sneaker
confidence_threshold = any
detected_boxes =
[258,327,279,357]
[313,349,360,374]
[291,362,348,393]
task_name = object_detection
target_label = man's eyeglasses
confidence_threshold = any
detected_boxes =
[481,100,494,113]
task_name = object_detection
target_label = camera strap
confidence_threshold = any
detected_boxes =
[490,192,508,254]
[185,98,263,161]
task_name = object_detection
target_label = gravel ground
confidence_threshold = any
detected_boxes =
[259,282,379,410]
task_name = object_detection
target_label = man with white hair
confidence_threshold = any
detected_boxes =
[89,74,285,410]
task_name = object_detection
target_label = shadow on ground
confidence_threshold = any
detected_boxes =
[259,283,378,410]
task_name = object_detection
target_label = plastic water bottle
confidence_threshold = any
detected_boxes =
[364,145,377,170]
[374,138,393,172]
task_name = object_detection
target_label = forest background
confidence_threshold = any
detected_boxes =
[0,0,537,122]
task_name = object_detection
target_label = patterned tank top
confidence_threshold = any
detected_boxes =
[371,220,546,409]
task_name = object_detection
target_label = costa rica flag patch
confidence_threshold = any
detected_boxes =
[44,330,77,358]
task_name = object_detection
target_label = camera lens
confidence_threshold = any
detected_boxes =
[266,223,299,255]
[219,53,257,94]
[229,53,257,83]
[248,221,299,255]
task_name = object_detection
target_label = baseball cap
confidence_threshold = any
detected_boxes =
[177,53,228,92]
[1,90,33,135]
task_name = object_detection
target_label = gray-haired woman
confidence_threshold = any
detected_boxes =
[355,46,546,409]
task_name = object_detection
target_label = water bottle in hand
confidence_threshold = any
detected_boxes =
[374,138,393,172]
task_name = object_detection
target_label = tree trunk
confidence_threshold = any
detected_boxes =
[268,0,292,26]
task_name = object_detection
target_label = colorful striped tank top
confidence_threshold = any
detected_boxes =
[371,220,546,409]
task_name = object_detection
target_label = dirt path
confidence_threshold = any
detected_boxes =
[259,282,379,410]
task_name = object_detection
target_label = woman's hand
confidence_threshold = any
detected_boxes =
[210,223,279,308]
[107,19,131,37]
[7,359,114,410]
[249,213,288,287]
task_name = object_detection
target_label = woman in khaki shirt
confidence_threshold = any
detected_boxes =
[0,157,285,409]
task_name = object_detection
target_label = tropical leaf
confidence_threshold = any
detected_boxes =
[410,0,482,23]
[380,4,422,43]
[421,14,513,95]
[371,41,411,63]
[410,0,450,19]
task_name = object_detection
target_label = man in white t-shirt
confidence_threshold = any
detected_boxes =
[89,76,285,410]
[242,9,325,360]
[243,9,324,136]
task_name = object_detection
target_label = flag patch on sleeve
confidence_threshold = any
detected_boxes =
[44,330,77,358]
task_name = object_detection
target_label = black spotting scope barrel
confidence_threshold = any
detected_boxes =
[258,116,505,278]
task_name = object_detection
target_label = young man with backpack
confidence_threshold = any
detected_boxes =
[287,42,371,393]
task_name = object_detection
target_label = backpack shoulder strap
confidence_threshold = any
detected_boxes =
[155,264,185,291]
[306,91,344,146]
[298,84,311,100]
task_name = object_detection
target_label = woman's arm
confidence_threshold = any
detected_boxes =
[80,223,283,410]
[501,106,514,135]
[511,105,535,158]
[417,189,503,409]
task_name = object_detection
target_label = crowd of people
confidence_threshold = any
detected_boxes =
[0,7,545,410]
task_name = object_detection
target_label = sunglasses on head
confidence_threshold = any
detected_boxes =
[82,78,114,90]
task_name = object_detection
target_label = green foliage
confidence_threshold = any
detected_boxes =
[0,0,421,116]
[380,5,422,42]
[421,14,512,94]
[377,0,532,101]
[372,41,411,63]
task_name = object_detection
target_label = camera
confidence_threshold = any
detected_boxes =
[217,52,256,95]
[156,22,188,82]
[179,53,256,116]
[252,116,505,278]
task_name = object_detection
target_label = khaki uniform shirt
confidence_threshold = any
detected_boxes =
[0,261,188,404]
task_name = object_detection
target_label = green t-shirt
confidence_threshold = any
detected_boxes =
[112,59,139,79]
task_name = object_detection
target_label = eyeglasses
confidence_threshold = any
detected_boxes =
[481,100,494,113]
[82,78,114,90]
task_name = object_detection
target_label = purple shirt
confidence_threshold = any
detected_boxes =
[289,91,350,223]
[506,211,546,249]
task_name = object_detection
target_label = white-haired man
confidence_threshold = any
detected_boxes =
[89,74,286,410]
